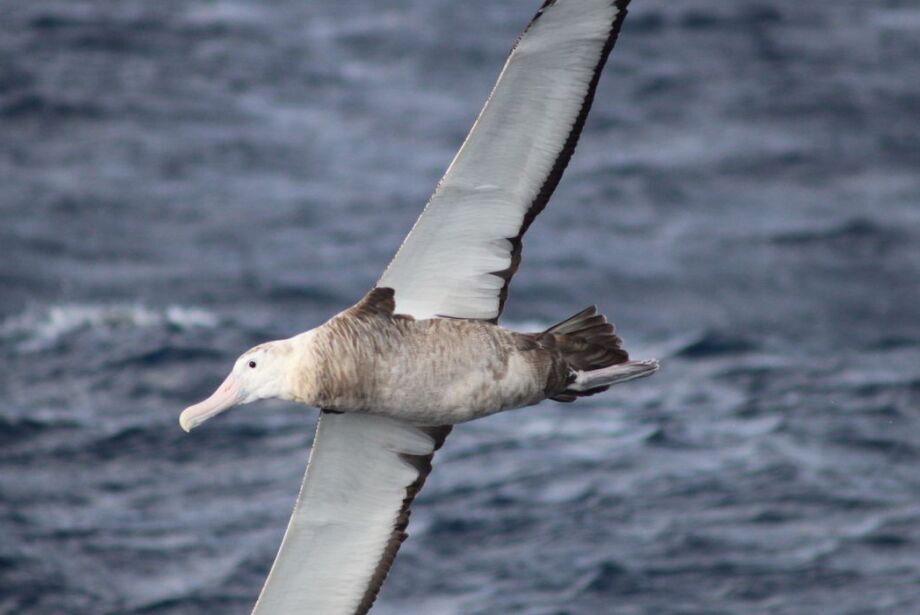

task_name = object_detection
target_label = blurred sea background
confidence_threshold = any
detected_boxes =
[1,0,919,613]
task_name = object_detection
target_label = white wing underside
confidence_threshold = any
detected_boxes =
[252,413,446,615]
[253,1,630,613]
[379,0,626,321]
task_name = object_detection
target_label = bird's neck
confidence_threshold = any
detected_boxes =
[284,328,323,407]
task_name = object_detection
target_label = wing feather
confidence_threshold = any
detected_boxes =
[252,412,450,615]
[379,0,632,321]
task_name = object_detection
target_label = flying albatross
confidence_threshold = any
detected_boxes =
[180,0,655,612]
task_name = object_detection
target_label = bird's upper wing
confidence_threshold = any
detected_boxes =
[379,0,632,322]
[252,412,450,615]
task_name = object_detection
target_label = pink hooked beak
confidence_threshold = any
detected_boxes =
[180,374,243,432]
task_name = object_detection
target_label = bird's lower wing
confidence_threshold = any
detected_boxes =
[251,412,450,615]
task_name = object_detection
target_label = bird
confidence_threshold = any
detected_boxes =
[179,0,655,613]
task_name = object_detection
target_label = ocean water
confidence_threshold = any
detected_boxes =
[1,0,919,613]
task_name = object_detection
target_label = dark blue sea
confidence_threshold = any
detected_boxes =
[2,0,919,613]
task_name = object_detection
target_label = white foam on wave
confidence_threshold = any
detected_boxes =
[1,304,219,352]
[182,1,270,28]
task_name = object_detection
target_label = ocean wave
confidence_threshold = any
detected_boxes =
[669,329,758,359]
[0,415,80,448]
[181,1,271,30]
[0,304,219,353]
[0,91,105,119]
[769,217,902,246]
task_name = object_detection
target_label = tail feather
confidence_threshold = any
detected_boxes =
[544,306,607,336]
[541,306,657,403]
[541,305,628,373]
[570,360,659,393]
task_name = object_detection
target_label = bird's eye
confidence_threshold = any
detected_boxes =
[248,361,257,369]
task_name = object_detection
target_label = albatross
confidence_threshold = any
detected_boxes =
[180,0,655,612]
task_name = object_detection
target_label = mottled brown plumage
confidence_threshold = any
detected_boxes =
[287,288,630,425]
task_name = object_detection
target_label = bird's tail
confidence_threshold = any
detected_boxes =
[541,306,658,402]
[569,359,659,392]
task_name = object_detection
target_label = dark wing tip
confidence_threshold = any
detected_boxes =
[491,0,634,320]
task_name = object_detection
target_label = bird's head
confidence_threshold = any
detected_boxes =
[179,340,295,432]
